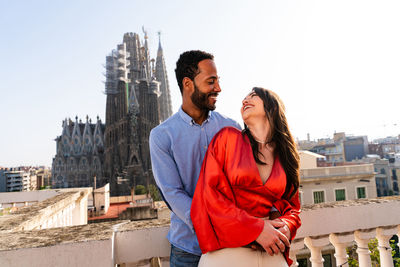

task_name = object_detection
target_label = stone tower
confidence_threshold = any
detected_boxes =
[104,31,172,196]
[155,33,173,122]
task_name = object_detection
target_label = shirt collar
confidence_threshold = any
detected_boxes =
[178,106,213,126]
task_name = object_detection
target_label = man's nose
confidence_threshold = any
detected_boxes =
[214,81,221,92]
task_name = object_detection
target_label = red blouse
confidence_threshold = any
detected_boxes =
[191,127,301,265]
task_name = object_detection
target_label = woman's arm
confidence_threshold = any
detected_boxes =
[273,190,302,241]
[191,134,265,253]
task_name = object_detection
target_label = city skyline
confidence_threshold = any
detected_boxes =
[1,0,400,166]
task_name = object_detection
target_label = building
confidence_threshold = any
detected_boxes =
[344,135,369,161]
[36,167,52,189]
[4,170,30,192]
[103,31,172,196]
[388,154,400,194]
[299,151,377,205]
[352,155,394,197]
[371,135,400,159]
[299,150,326,169]
[368,143,384,158]
[309,132,369,165]
[51,116,106,189]
[0,168,6,192]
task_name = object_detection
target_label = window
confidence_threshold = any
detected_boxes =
[357,187,366,199]
[322,254,332,267]
[335,189,346,201]
[313,191,325,204]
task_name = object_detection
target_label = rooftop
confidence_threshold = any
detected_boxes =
[1,195,400,266]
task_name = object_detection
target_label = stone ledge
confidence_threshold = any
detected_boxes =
[0,218,171,251]
[2,196,400,252]
[301,195,400,211]
[0,189,91,232]
[297,196,400,238]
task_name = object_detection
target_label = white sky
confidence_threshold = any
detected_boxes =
[1,0,400,166]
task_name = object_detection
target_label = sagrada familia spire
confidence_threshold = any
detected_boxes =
[103,30,173,196]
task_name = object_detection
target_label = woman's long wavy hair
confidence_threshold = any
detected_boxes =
[242,87,300,199]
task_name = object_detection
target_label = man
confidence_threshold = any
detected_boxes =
[149,50,240,266]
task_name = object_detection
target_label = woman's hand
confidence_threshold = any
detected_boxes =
[255,220,290,256]
[272,218,291,240]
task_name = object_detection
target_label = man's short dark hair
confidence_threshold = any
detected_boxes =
[175,50,214,94]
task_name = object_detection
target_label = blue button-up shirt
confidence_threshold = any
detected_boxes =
[149,107,241,255]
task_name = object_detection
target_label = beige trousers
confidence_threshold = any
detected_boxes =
[198,247,288,267]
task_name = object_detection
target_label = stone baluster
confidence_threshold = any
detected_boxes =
[304,236,329,267]
[54,214,58,228]
[62,209,67,227]
[376,227,397,267]
[68,205,73,226]
[289,238,304,267]
[354,230,374,267]
[329,233,353,267]
[398,225,400,255]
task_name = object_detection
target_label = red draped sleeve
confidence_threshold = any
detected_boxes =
[191,127,264,253]
[274,190,301,240]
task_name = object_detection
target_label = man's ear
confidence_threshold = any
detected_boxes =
[182,77,194,93]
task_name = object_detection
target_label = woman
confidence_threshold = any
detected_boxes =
[191,87,301,267]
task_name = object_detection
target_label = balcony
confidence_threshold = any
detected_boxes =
[0,196,399,266]
[301,164,374,180]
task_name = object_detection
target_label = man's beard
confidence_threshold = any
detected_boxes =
[191,82,218,111]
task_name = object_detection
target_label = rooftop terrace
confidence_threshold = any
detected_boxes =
[0,194,399,266]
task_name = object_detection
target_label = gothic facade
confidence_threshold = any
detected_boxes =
[104,31,172,196]
[52,116,106,188]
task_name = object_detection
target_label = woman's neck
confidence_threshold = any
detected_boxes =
[247,121,269,144]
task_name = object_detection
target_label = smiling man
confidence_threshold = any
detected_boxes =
[149,50,240,267]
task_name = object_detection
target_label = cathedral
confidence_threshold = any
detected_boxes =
[52,116,106,188]
[52,31,173,195]
[103,31,172,196]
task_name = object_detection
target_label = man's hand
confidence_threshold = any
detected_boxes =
[255,220,290,256]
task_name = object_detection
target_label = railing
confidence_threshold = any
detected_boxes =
[301,164,374,179]
[291,197,400,267]
[0,196,399,267]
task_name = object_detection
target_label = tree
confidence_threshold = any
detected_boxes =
[135,185,147,195]
[148,184,161,201]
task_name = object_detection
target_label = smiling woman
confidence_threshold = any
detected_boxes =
[191,87,301,267]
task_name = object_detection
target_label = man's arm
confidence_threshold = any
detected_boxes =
[149,129,195,231]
